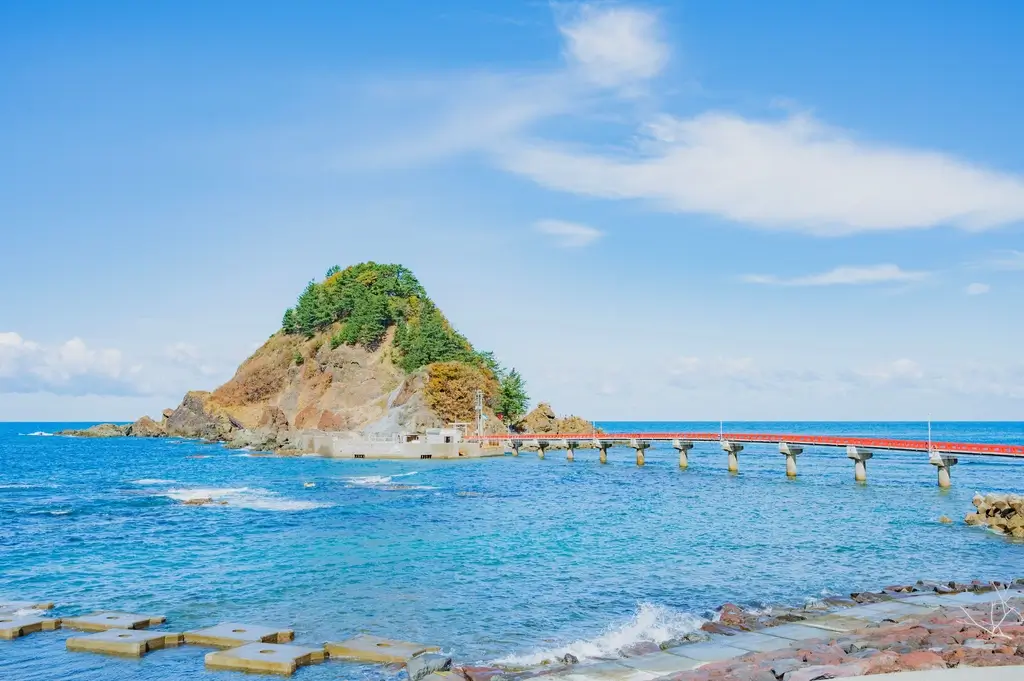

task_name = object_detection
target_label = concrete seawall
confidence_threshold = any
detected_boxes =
[290,431,505,459]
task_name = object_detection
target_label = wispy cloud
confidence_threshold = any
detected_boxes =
[741,264,929,287]
[534,219,602,248]
[977,249,1024,271]
[346,4,1024,236]
[965,282,991,295]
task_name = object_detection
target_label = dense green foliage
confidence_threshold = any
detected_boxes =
[496,368,529,422]
[281,262,498,375]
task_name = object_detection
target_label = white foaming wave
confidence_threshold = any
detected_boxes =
[343,472,438,490]
[161,486,332,512]
[131,479,176,485]
[28,509,72,516]
[0,483,58,490]
[495,602,705,666]
[23,431,54,436]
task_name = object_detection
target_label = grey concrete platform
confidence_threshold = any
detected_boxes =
[62,611,165,632]
[184,622,294,648]
[0,600,54,614]
[325,634,439,663]
[843,600,935,621]
[555,661,659,681]
[0,614,61,640]
[869,667,1024,680]
[205,642,326,676]
[66,629,183,657]
[703,631,796,652]
[618,651,703,674]
[663,640,750,662]
[796,613,874,632]
[755,623,834,641]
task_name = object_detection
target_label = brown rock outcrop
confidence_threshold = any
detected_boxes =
[165,390,238,440]
[127,416,165,437]
[966,493,1024,538]
[516,402,598,435]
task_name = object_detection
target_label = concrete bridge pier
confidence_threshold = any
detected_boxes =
[561,440,579,462]
[721,440,743,473]
[593,439,613,464]
[930,454,958,488]
[847,446,873,482]
[672,440,694,468]
[529,439,549,459]
[630,439,651,466]
[509,440,521,457]
[779,442,803,477]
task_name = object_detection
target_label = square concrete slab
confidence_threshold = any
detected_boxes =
[325,634,440,663]
[0,615,61,640]
[901,594,957,607]
[205,642,325,675]
[184,622,294,648]
[62,612,165,632]
[948,591,1023,605]
[557,661,659,681]
[757,623,833,642]
[663,640,748,662]
[0,600,54,614]
[800,614,874,633]
[842,601,934,622]
[66,629,183,657]
[618,651,703,674]
[705,631,794,653]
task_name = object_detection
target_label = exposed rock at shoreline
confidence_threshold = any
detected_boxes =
[965,493,1024,538]
[515,402,598,435]
[56,423,129,438]
[128,415,165,437]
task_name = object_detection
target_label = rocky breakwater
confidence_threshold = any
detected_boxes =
[965,493,1024,538]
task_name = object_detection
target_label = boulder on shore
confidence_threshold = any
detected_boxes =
[127,415,166,437]
[56,423,128,438]
[965,493,1024,538]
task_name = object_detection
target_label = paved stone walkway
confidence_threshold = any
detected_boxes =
[547,590,1022,681]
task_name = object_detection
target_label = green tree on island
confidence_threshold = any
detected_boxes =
[497,369,529,423]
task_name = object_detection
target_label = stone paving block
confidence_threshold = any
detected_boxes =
[947,590,1022,605]
[705,631,795,652]
[901,594,957,607]
[844,600,935,621]
[0,614,61,640]
[757,623,834,641]
[205,642,325,675]
[663,640,748,662]
[325,634,440,663]
[556,661,659,681]
[618,651,703,674]
[66,629,183,657]
[800,614,875,633]
[0,600,54,614]
[62,611,165,632]
[184,622,294,648]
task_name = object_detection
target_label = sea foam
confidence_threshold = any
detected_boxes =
[495,602,705,666]
[343,472,437,491]
[161,486,332,512]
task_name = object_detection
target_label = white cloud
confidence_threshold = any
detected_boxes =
[497,113,1024,234]
[534,219,603,248]
[979,250,1024,271]
[966,282,991,295]
[741,264,928,287]
[0,332,140,396]
[556,4,668,88]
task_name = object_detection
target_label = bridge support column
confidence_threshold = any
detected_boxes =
[721,441,743,473]
[593,439,613,464]
[672,440,693,469]
[847,446,873,483]
[509,440,521,457]
[630,439,651,466]
[930,454,958,488]
[530,439,549,459]
[561,440,578,462]
[779,442,803,478]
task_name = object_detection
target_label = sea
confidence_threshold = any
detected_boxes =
[1,421,1023,680]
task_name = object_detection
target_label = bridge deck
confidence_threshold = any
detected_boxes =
[464,432,1024,458]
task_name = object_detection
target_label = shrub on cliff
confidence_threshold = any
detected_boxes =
[425,361,499,424]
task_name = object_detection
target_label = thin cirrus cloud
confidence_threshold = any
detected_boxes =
[965,282,991,295]
[534,219,603,248]
[354,3,1024,236]
[741,264,929,287]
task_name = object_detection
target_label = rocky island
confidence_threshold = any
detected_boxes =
[59,262,596,452]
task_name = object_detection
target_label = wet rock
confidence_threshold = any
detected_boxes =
[701,621,740,635]
[165,390,237,440]
[457,666,506,681]
[407,652,452,681]
[559,654,578,665]
[620,642,659,657]
[182,498,214,506]
[938,515,953,524]
[785,661,869,680]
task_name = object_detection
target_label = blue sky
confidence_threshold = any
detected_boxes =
[2,1,1023,422]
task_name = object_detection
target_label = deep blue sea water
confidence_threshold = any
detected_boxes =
[2,421,1023,680]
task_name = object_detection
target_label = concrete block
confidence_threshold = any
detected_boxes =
[407,652,453,681]
[618,651,703,673]
[0,600,54,614]
[758,623,833,641]
[184,622,294,648]
[799,614,874,632]
[205,642,325,675]
[558,661,659,681]
[662,640,747,662]
[325,634,439,663]
[66,629,183,657]
[841,600,934,622]
[705,631,794,652]
[0,615,61,640]
[62,611,165,632]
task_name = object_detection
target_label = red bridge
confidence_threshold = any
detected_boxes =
[465,432,1024,458]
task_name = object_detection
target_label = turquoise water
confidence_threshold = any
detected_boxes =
[2,421,1023,680]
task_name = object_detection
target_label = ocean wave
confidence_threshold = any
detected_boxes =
[22,431,54,437]
[161,486,333,512]
[28,509,72,516]
[0,483,58,490]
[342,472,435,490]
[131,479,176,485]
[495,602,705,666]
